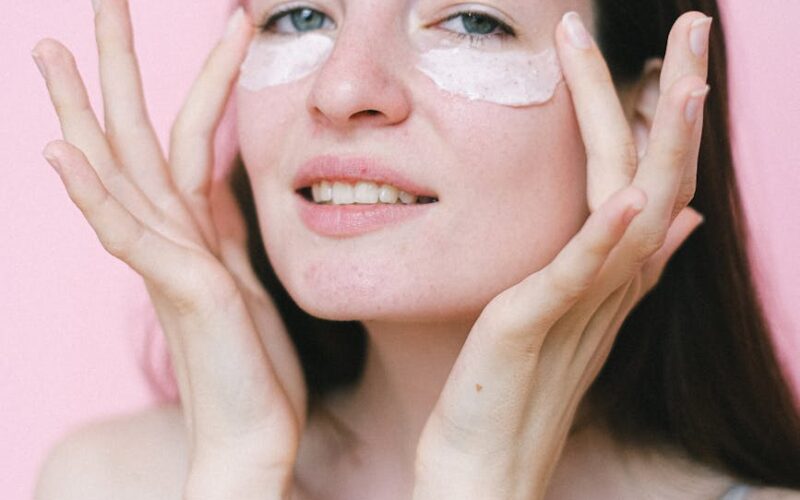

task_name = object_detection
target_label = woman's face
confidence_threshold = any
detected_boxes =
[237,0,594,324]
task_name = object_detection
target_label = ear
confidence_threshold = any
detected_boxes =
[619,57,663,160]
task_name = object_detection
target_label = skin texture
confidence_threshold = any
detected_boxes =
[241,0,592,325]
[32,0,800,499]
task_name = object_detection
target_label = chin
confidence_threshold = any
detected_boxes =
[274,260,490,325]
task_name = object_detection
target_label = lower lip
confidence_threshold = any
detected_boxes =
[294,193,435,237]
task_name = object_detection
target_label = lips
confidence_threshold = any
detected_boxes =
[292,155,439,198]
[292,155,439,237]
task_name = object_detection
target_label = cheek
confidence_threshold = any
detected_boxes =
[417,83,589,303]
[237,87,293,172]
[233,72,590,323]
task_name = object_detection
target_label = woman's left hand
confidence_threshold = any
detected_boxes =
[413,10,711,500]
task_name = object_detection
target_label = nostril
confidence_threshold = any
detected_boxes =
[358,109,381,117]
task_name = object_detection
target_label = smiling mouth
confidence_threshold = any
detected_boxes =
[296,180,439,206]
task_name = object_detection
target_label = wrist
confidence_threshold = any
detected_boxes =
[413,423,567,500]
[184,462,294,500]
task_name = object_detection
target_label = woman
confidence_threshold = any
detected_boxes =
[32,0,800,498]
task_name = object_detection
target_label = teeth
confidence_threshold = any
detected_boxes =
[310,180,431,205]
[319,181,332,202]
[311,181,333,202]
[331,182,354,205]
[379,184,399,203]
[398,191,417,204]
[354,182,380,204]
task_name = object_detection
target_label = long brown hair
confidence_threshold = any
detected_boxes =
[141,0,800,488]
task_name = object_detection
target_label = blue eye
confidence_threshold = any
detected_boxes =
[260,7,335,34]
[438,11,515,44]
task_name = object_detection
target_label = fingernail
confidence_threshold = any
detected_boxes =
[225,7,245,39]
[684,84,710,124]
[562,11,592,49]
[31,51,47,79]
[689,17,712,57]
[92,0,101,14]
[42,147,61,171]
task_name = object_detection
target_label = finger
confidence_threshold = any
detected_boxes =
[483,185,647,354]
[537,278,632,398]
[93,0,174,205]
[623,10,711,254]
[630,74,708,249]
[31,39,166,230]
[169,7,254,251]
[423,187,648,455]
[555,11,637,212]
[639,206,704,293]
[658,12,712,95]
[645,11,711,222]
[210,175,310,425]
[41,140,199,301]
[210,177,263,295]
[580,277,640,379]
[32,39,117,175]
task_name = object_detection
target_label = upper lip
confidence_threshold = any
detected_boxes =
[292,155,439,198]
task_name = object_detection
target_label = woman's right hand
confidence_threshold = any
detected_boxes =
[32,2,303,498]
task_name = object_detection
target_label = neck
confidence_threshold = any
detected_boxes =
[321,319,476,462]
[298,317,604,500]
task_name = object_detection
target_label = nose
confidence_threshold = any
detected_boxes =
[306,25,411,130]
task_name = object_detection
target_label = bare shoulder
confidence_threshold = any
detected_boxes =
[34,403,189,500]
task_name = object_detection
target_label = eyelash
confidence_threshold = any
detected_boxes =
[258,6,516,45]
[440,11,516,47]
[258,5,334,35]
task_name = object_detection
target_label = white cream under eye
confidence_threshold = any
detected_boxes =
[238,7,335,91]
[413,10,563,107]
[416,46,562,107]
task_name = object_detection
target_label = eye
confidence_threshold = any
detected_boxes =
[438,11,516,44]
[260,7,335,34]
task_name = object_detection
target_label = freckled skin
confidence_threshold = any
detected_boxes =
[236,1,590,325]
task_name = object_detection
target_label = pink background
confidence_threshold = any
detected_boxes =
[2,2,798,498]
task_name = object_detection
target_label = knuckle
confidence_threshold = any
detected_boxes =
[479,287,547,355]
[618,137,639,166]
[480,291,526,336]
[169,117,189,145]
[546,265,590,303]
[635,227,668,259]
[100,218,144,261]
[594,137,638,170]
[170,117,206,150]
[584,233,613,261]
[662,136,688,162]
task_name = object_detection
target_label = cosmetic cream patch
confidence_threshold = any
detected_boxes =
[416,46,563,106]
[238,33,334,91]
